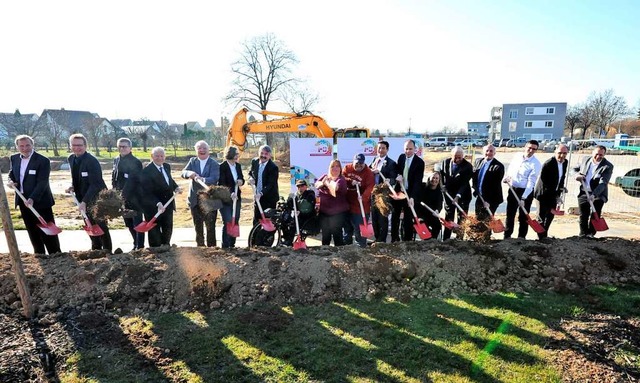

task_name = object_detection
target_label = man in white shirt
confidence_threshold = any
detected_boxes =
[503,140,542,239]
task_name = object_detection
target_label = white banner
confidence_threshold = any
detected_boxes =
[336,137,380,167]
[289,137,334,193]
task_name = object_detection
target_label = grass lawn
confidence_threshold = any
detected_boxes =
[59,285,640,382]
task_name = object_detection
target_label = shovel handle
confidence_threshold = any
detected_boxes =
[580,180,599,213]
[231,183,238,221]
[154,194,176,218]
[13,188,44,219]
[507,184,531,216]
[419,201,441,219]
[477,193,495,217]
[195,178,209,189]
[250,184,266,216]
[378,172,399,198]
[355,183,368,221]
[443,189,467,217]
[291,193,301,236]
[399,182,420,219]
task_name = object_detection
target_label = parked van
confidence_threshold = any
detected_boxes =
[425,137,449,147]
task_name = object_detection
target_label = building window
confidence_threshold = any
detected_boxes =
[509,122,517,132]
[546,107,555,114]
[509,110,518,119]
[524,121,533,128]
[545,121,553,128]
[525,107,534,115]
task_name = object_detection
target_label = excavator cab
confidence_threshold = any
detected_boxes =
[335,128,370,139]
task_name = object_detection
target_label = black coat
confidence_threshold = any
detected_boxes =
[112,153,143,210]
[140,162,179,212]
[534,157,568,203]
[369,156,398,185]
[472,157,505,206]
[439,158,473,203]
[68,152,107,204]
[395,154,424,199]
[9,151,55,209]
[218,161,245,199]
[249,158,279,207]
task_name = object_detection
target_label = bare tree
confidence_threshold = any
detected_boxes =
[282,85,319,114]
[577,104,597,139]
[83,117,105,156]
[565,104,582,139]
[0,109,42,139]
[226,33,300,146]
[587,89,630,137]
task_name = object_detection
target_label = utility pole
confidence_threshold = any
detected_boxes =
[0,174,33,318]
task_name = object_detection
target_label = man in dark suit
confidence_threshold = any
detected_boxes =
[534,144,569,239]
[248,145,279,226]
[369,140,397,243]
[8,135,61,254]
[472,144,505,220]
[438,146,473,240]
[112,137,144,250]
[181,140,220,247]
[574,145,613,238]
[66,133,111,251]
[140,147,182,247]
[391,139,424,242]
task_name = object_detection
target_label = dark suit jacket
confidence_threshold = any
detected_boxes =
[395,154,424,200]
[112,153,143,210]
[576,157,614,202]
[181,157,221,208]
[9,151,55,209]
[369,156,397,185]
[472,157,505,205]
[218,161,245,200]
[68,152,107,204]
[534,157,568,203]
[248,158,279,207]
[439,158,473,202]
[140,162,179,212]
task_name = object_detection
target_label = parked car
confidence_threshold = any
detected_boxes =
[455,139,486,148]
[506,137,528,147]
[425,136,449,147]
[493,138,510,147]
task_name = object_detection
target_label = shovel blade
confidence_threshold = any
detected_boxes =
[551,206,565,215]
[414,220,432,240]
[37,222,62,236]
[527,217,545,234]
[84,224,105,236]
[134,218,157,233]
[488,218,505,233]
[226,222,240,238]
[442,220,457,230]
[359,223,374,238]
[260,218,276,232]
[293,236,307,250]
[591,213,609,232]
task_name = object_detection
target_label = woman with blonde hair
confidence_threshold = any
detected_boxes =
[314,159,349,246]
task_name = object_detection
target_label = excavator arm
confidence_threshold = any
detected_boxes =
[226,107,368,150]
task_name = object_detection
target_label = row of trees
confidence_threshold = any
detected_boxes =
[565,89,639,139]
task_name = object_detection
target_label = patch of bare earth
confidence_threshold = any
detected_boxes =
[1,237,639,381]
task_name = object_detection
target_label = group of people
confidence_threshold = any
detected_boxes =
[7,134,614,255]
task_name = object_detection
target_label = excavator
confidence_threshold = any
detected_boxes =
[226,107,369,150]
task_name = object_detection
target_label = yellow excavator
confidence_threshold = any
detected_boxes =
[226,107,369,150]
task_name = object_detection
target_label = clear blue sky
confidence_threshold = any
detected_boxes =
[1,0,638,134]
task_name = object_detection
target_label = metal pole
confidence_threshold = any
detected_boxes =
[0,173,33,318]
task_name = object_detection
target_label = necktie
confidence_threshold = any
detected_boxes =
[403,159,409,189]
[478,161,488,191]
[159,166,169,185]
[257,162,265,193]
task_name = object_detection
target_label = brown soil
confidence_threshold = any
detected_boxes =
[1,237,639,381]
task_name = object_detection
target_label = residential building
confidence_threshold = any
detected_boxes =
[466,121,490,138]
[499,102,567,141]
[0,111,39,142]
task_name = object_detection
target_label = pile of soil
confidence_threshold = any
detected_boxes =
[1,237,639,381]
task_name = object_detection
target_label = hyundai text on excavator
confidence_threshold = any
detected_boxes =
[226,107,369,150]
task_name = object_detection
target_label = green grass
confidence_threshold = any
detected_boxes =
[58,285,640,382]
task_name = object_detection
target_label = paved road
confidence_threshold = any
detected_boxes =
[1,216,637,254]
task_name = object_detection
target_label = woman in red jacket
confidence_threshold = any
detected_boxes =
[314,159,349,246]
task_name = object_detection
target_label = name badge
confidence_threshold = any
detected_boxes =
[124,173,129,178]
[28,170,36,175]
[81,172,89,177]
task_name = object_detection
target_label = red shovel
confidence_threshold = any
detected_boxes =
[134,195,176,233]
[355,183,374,238]
[70,193,104,236]
[442,188,468,218]
[399,182,431,239]
[11,187,62,235]
[551,190,565,215]
[379,171,405,200]
[291,193,307,250]
[477,194,505,233]
[251,184,275,232]
[420,202,458,230]
[226,183,240,238]
[507,184,545,234]
[581,180,608,232]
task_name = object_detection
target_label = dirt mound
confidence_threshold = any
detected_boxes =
[2,237,639,318]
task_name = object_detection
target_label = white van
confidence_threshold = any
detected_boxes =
[425,137,449,147]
